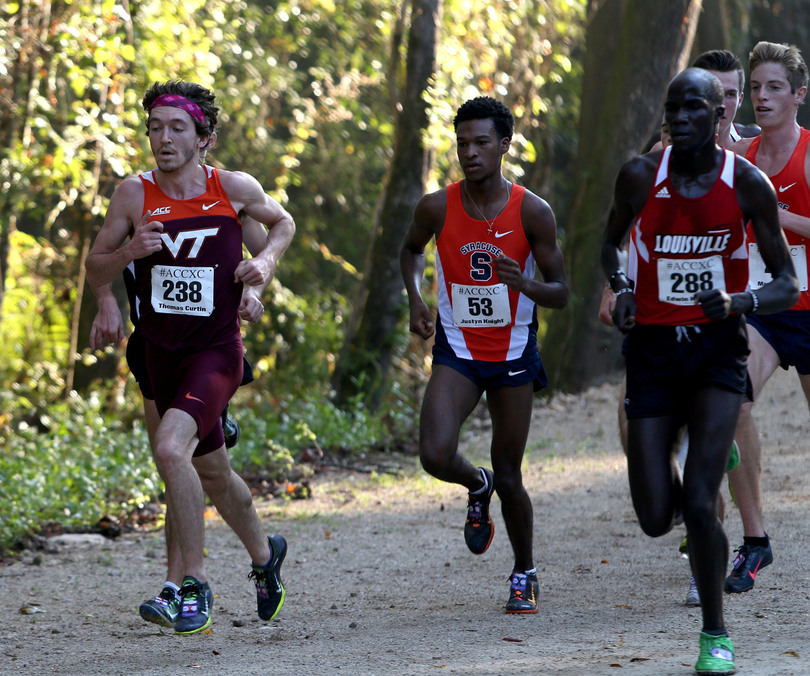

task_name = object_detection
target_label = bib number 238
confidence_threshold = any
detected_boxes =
[151,265,214,316]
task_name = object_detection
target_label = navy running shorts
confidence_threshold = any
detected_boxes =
[623,315,751,420]
[432,341,548,392]
[747,309,810,375]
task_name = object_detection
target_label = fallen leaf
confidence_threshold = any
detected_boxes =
[630,657,649,662]
[615,605,632,609]
[609,664,623,668]
[784,651,800,658]
[20,605,45,614]
[502,637,523,643]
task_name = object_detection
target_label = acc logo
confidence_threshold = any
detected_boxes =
[152,206,172,215]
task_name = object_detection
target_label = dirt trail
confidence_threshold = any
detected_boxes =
[3,368,810,675]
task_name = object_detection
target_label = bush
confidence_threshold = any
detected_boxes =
[0,388,157,553]
[0,373,419,554]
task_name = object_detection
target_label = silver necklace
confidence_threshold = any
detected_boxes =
[464,179,511,233]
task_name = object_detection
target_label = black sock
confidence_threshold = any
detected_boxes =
[743,534,769,548]
[701,627,728,637]
[470,468,488,495]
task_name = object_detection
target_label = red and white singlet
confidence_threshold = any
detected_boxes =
[627,146,749,326]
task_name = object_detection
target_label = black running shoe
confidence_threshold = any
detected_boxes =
[139,585,181,628]
[724,542,773,593]
[248,535,287,620]
[223,413,240,449]
[464,468,495,555]
[174,576,213,634]
[506,570,539,614]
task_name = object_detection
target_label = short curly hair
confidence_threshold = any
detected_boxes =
[142,80,219,137]
[453,96,514,140]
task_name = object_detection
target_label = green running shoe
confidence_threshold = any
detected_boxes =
[139,585,181,628]
[174,576,213,635]
[695,632,736,675]
[726,441,740,472]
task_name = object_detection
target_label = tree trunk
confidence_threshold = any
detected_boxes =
[332,0,440,409]
[748,0,810,128]
[542,0,703,392]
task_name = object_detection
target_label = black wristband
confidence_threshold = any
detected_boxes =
[608,269,630,293]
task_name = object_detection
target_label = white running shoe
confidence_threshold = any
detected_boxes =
[685,575,701,606]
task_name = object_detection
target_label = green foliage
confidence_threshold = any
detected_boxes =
[0,388,157,553]
[0,231,74,390]
[0,0,588,552]
[230,384,416,477]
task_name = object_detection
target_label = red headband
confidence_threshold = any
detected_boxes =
[149,94,208,127]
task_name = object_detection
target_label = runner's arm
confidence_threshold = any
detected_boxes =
[86,178,160,288]
[602,158,653,333]
[736,161,800,315]
[89,283,125,350]
[400,193,443,340]
[493,192,568,309]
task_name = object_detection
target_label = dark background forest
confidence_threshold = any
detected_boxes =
[1,0,808,550]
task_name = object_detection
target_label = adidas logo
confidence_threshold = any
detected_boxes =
[655,186,671,199]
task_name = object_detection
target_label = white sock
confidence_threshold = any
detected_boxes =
[163,581,181,596]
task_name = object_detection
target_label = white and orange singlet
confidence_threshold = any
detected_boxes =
[434,181,538,362]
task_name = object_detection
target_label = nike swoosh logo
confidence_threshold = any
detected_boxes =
[494,230,513,238]
[202,201,220,210]
[508,370,526,376]
[747,561,765,580]
[185,392,206,404]
[779,183,796,193]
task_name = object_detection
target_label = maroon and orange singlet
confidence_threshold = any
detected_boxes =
[134,165,244,350]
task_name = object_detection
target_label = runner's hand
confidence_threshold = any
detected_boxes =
[234,256,276,287]
[612,291,636,334]
[598,286,616,327]
[696,288,733,321]
[126,211,164,259]
[239,286,265,323]
[89,298,124,350]
[409,300,435,340]
[493,256,525,292]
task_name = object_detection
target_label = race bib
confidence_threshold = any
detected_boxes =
[656,256,725,305]
[151,265,214,316]
[748,242,808,292]
[451,283,511,327]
